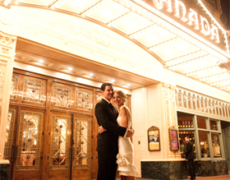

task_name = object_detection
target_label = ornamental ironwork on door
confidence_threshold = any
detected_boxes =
[73,117,91,169]
[50,114,71,169]
[22,78,46,104]
[16,110,43,170]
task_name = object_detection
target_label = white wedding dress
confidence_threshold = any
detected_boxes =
[116,105,138,176]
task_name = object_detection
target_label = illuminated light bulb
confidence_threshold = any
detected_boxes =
[127,83,131,86]
[89,73,94,76]
[39,59,44,63]
[68,67,73,71]
[111,79,115,82]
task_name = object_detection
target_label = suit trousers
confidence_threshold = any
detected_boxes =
[97,151,117,180]
[187,159,196,178]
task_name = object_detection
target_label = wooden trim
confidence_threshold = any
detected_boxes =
[50,107,93,117]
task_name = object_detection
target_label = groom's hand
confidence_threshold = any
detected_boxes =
[98,126,107,134]
[126,129,135,137]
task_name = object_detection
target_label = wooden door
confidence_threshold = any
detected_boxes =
[13,107,44,180]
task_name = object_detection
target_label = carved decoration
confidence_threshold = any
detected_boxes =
[10,75,19,100]
[75,87,93,112]
[0,60,7,103]
[4,108,16,160]
[0,32,16,47]
[22,77,46,104]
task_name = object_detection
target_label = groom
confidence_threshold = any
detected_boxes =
[95,83,134,180]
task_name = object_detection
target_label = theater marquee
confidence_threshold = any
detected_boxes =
[141,0,228,52]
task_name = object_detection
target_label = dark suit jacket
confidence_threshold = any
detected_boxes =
[185,141,195,159]
[95,99,126,152]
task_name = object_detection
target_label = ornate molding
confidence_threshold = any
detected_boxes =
[0,32,16,48]
[0,60,7,104]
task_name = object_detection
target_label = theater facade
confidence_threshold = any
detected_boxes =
[0,0,230,179]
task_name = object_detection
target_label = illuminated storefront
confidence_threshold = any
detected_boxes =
[0,0,229,179]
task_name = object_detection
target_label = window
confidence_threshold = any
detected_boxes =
[199,131,210,158]
[178,112,194,128]
[210,120,218,131]
[197,116,207,129]
[211,134,221,158]
[179,131,196,158]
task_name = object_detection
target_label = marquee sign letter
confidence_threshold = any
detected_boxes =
[152,0,173,12]
[210,24,220,43]
[188,9,199,30]
[200,15,210,36]
[174,0,187,22]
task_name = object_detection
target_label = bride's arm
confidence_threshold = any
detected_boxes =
[119,106,128,128]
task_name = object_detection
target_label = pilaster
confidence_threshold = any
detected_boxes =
[162,83,181,159]
[0,31,17,162]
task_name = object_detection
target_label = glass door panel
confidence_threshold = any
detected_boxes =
[16,110,43,170]
[49,113,71,180]
[72,115,92,180]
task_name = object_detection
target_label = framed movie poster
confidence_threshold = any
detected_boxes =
[169,126,179,151]
[148,126,160,151]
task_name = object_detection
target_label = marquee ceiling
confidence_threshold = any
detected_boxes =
[1,0,230,92]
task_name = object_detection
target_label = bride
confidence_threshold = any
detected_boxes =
[98,90,138,180]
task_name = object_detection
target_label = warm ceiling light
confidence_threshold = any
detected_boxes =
[39,59,44,63]
[111,79,115,82]
[127,83,131,86]
[68,67,73,71]
[89,73,94,76]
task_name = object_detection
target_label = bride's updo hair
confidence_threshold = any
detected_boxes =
[114,90,126,103]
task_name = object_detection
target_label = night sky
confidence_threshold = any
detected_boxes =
[220,0,230,30]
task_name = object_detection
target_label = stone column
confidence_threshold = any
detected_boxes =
[0,31,17,167]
